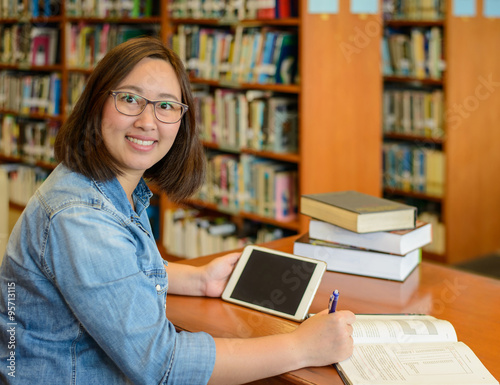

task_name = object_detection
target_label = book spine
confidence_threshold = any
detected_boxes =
[383,143,444,197]
[172,25,297,87]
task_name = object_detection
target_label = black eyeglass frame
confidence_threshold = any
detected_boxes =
[109,90,189,124]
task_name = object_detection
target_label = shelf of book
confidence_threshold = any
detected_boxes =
[169,18,300,27]
[385,20,444,27]
[159,3,307,257]
[185,198,301,231]
[65,17,163,24]
[0,16,64,23]
[8,201,26,212]
[0,110,63,122]
[0,64,63,72]
[421,250,445,263]
[383,132,444,145]
[383,75,444,85]
[383,188,443,203]
[202,141,300,163]
[190,78,300,93]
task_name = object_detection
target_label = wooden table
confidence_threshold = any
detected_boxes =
[165,235,500,384]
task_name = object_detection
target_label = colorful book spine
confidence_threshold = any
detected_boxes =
[173,25,298,85]
[383,142,444,197]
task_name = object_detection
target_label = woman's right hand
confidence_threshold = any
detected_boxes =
[292,310,356,367]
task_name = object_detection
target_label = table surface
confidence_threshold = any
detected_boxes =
[165,235,500,384]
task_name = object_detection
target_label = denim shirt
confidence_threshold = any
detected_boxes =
[0,164,216,384]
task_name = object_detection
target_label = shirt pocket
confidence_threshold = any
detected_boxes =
[143,267,168,295]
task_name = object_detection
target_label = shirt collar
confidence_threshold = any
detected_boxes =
[93,176,153,217]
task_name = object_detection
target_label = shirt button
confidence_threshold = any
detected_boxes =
[156,284,161,292]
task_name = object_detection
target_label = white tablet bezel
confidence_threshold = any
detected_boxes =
[222,245,327,322]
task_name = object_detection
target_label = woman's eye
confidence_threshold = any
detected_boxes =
[159,102,172,110]
[119,93,138,104]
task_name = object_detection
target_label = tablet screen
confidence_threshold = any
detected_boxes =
[229,249,318,316]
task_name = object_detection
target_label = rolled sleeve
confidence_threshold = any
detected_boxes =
[44,205,216,385]
[161,330,216,385]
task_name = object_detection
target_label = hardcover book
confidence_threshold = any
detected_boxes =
[293,233,420,281]
[309,219,431,255]
[300,190,417,233]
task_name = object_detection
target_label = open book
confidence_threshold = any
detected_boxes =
[336,315,498,385]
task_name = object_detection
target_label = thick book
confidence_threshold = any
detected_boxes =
[309,219,432,255]
[293,234,420,281]
[336,314,498,385]
[300,190,417,233]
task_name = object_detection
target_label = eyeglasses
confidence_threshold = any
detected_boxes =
[109,91,188,124]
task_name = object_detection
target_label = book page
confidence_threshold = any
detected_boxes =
[353,315,458,344]
[336,341,499,385]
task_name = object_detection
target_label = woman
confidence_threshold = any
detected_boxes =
[0,37,355,384]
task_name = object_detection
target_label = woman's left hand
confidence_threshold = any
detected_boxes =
[202,252,241,297]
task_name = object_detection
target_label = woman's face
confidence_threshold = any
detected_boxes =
[101,57,183,180]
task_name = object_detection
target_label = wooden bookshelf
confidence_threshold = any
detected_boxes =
[381,0,500,264]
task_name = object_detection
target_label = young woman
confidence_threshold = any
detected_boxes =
[0,37,355,384]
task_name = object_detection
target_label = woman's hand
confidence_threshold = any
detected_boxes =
[166,252,240,297]
[202,252,241,297]
[209,309,356,384]
[292,310,356,366]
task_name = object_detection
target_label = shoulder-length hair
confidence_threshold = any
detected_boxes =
[54,36,205,202]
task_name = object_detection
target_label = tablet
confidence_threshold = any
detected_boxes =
[222,245,327,321]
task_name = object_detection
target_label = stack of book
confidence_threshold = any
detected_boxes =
[294,191,432,281]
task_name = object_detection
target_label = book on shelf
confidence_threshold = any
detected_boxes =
[383,143,445,197]
[174,26,298,85]
[65,0,157,18]
[383,87,444,138]
[197,151,298,221]
[193,87,298,154]
[293,233,421,281]
[161,207,289,259]
[384,26,443,80]
[1,164,49,206]
[384,0,445,20]
[274,33,298,84]
[309,219,432,256]
[30,27,59,66]
[267,96,298,153]
[336,314,498,385]
[300,190,417,233]
[419,210,445,255]
[65,23,159,69]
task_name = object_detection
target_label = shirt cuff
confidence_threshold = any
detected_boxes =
[161,330,216,385]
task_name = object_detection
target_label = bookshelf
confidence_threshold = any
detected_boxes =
[162,13,303,257]
[381,0,500,264]
[160,0,384,258]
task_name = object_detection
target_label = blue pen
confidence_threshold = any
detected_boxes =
[328,289,339,314]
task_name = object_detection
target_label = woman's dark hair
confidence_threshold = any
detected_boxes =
[54,36,205,202]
